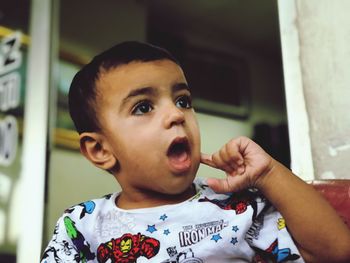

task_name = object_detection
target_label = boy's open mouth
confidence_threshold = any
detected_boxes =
[167,137,191,172]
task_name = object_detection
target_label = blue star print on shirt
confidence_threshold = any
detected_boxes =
[159,214,168,221]
[232,226,239,232]
[146,225,157,233]
[211,234,222,242]
[231,237,238,245]
[163,229,170,235]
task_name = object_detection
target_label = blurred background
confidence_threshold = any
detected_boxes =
[1,0,349,262]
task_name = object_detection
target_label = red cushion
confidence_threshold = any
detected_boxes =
[309,180,350,228]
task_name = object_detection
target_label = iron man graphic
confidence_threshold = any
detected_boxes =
[97,233,160,263]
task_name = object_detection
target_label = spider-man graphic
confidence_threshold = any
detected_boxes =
[97,233,160,263]
[198,190,260,220]
[253,239,300,263]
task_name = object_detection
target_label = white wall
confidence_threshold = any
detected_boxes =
[295,0,350,180]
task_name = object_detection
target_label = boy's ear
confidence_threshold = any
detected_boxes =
[79,132,117,171]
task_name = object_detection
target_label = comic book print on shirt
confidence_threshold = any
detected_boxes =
[253,239,301,263]
[41,216,96,263]
[198,189,261,220]
[246,208,301,263]
[178,219,229,247]
[161,247,203,263]
[65,201,96,219]
[64,216,96,261]
[97,233,160,263]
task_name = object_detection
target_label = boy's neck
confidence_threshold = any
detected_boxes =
[115,184,196,210]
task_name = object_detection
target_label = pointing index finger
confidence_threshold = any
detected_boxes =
[200,153,218,168]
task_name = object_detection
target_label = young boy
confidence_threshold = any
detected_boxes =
[41,41,350,263]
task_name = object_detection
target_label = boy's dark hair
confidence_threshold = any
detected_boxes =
[68,41,179,134]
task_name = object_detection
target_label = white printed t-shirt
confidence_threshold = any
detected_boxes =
[41,178,304,263]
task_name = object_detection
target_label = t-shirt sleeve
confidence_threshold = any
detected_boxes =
[40,216,80,263]
[40,214,96,263]
[245,204,305,263]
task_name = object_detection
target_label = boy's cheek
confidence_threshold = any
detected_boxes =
[192,145,201,168]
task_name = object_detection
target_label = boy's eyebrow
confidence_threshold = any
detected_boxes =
[121,87,156,106]
[172,82,190,93]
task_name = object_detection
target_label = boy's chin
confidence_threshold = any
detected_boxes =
[162,177,196,196]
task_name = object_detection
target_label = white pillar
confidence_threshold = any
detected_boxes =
[16,0,55,261]
[278,0,350,180]
[278,0,314,180]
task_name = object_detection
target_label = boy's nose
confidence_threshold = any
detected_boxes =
[163,105,185,129]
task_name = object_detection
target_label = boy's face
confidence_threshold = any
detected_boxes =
[95,59,201,198]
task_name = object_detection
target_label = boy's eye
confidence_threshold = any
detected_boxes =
[175,95,192,109]
[132,101,153,115]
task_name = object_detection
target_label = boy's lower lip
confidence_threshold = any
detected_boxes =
[167,151,192,173]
